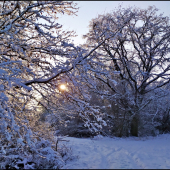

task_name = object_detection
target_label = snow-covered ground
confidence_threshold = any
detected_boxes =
[60,134,170,169]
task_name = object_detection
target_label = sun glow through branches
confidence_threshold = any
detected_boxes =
[60,84,66,90]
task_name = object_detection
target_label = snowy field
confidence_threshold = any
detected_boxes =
[60,134,170,169]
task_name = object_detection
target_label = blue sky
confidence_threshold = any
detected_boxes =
[57,1,170,45]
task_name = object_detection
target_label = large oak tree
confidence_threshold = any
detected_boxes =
[83,6,170,136]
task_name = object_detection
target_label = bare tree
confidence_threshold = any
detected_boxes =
[83,6,170,136]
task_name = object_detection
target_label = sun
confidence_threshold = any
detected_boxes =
[59,84,66,90]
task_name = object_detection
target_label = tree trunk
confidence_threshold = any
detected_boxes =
[130,114,138,136]
[130,94,143,137]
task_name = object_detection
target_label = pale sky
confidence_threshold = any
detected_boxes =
[57,1,170,45]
